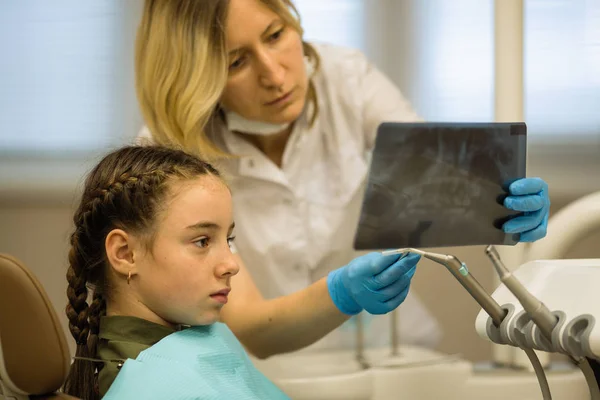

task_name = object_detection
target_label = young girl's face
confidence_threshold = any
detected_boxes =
[134,175,239,326]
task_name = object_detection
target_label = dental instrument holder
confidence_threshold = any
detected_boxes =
[389,256,403,360]
[377,308,402,368]
[390,307,399,357]
[475,255,600,395]
[355,312,369,369]
[476,258,600,358]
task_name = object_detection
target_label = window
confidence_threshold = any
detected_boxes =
[293,0,365,51]
[294,0,365,48]
[409,1,494,123]
[296,0,599,143]
[525,0,600,140]
[0,1,131,156]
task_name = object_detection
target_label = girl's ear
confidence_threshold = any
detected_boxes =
[105,229,138,281]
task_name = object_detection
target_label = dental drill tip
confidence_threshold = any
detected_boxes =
[381,249,408,256]
[485,245,511,279]
[485,245,501,261]
[381,248,424,257]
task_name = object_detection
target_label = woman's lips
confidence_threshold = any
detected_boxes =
[265,88,294,106]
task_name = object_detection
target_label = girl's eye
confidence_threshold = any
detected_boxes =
[227,236,236,248]
[194,237,210,248]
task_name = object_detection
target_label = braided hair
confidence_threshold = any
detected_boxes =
[63,145,220,399]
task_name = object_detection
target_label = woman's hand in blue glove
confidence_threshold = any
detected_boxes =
[326,252,421,315]
[503,177,550,242]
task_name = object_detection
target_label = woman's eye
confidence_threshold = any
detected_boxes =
[229,57,245,70]
[194,237,210,248]
[269,28,284,42]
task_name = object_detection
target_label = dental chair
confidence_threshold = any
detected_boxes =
[0,253,77,400]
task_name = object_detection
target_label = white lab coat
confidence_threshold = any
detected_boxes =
[138,43,441,351]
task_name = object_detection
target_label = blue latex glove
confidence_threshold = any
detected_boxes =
[503,177,550,242]
[326,252,421,315]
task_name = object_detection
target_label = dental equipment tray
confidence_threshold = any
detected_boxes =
[354,122,527,249]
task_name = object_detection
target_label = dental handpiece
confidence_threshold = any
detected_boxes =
[485,245,558,340]
[382,248,507,326]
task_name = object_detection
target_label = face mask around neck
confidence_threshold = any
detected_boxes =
[224,111,291,136]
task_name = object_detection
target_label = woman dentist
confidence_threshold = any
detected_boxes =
[135,0,551,357]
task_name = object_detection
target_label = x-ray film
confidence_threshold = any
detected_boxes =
[353,122,527,249]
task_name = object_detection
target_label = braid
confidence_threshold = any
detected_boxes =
[88,291,107,396]
[63,231,100,400]
[63,145,222,398]
[87,171,166,210]
[88,292,106,341]
[66,236,90,345]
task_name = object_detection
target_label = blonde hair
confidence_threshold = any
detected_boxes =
[135,0,320,161]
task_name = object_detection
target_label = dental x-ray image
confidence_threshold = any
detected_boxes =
[354,122,527,249]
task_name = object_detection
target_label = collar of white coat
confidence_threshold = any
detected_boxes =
[220,99,315,185]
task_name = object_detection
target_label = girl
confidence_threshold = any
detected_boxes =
[63,145,421,399]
